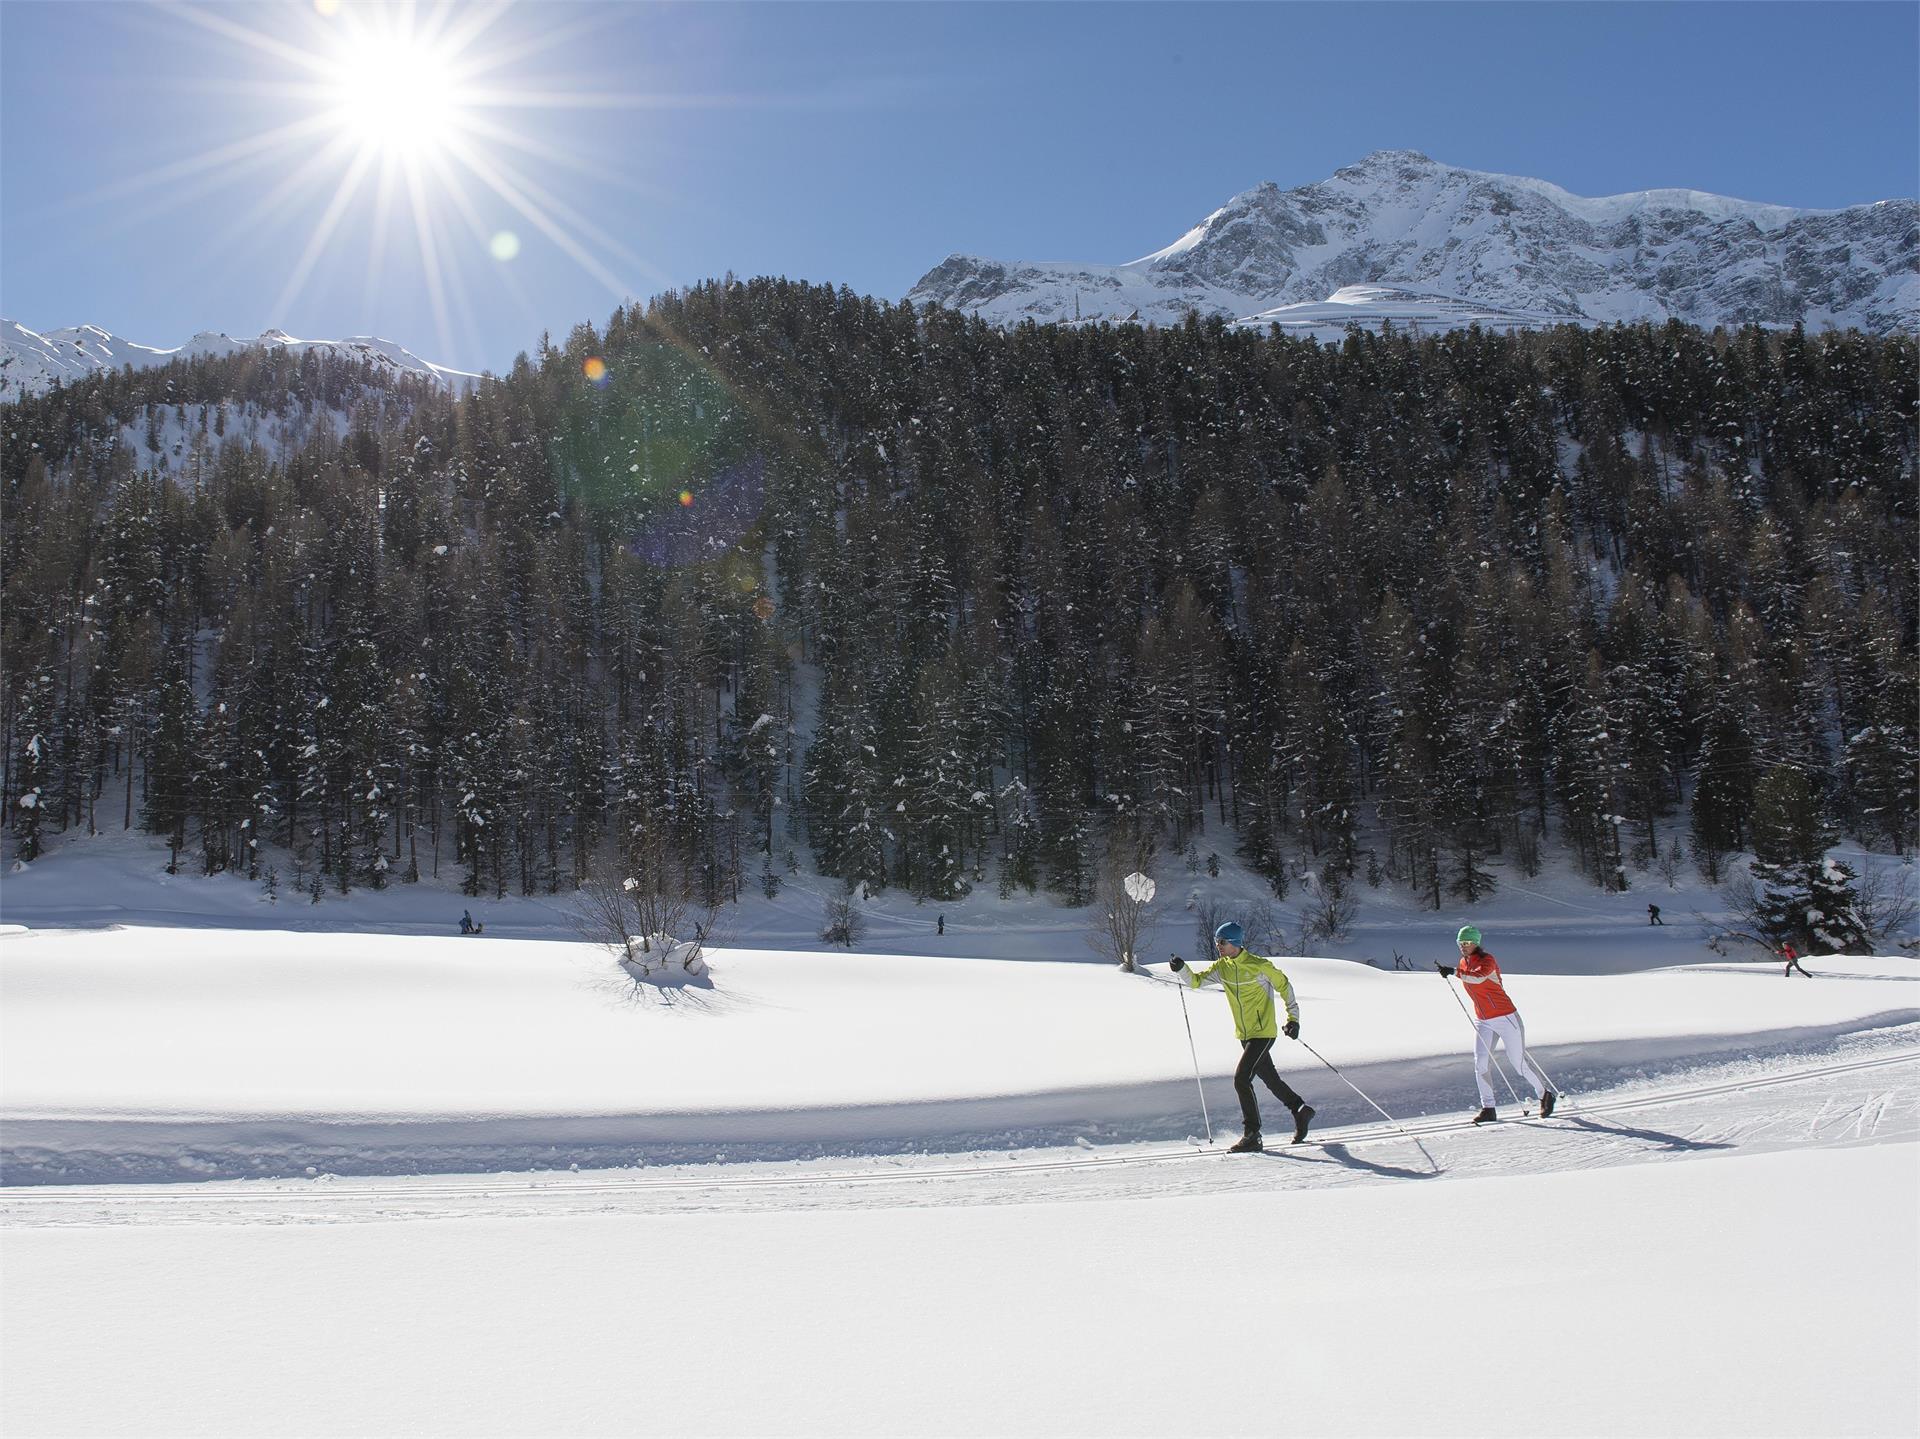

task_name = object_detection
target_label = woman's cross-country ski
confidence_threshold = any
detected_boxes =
[1170,921,1315,1153]
[1437,924,1556,1125]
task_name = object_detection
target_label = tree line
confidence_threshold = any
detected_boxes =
[3,278,1913,939]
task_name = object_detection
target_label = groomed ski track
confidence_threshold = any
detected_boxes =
[7,1041,1914,1225]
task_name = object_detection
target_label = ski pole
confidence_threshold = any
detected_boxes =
[1171,955,1214,1145]
[1514,1014,1563,1101]
[1293,1037,1437,1171]
[1435,962,1525,1107]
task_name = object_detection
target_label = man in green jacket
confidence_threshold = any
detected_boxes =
[1171,921,1316,1152]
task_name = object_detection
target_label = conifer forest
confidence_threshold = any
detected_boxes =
[3,280,1914,919]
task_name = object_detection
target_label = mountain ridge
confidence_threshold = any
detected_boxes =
[908,150,1919,335]
[0,319,481,404]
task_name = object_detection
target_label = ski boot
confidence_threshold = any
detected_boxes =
[1291,1105,1316,1145]
[1471,1107,1498,1125]
[1539,1091,1557,1119]
[1228,1130,1265,1154]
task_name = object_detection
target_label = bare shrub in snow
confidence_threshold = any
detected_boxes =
[1298,866,1358,945]
[1853,862,1917,949]
[1657,838,1685,888]
[1192,895,1232,964]
[1241,898,1287,958]
[820,887,864,947]
[1089,863,1154,972]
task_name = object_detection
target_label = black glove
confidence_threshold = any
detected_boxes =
[1169,956,1186,972]
[1283,1019,1300,1040]
[1436,964,1455,978]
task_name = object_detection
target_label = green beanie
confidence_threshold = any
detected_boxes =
[1456,925,1481,946]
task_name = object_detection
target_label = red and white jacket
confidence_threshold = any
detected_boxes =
[1457,946,1517,1021]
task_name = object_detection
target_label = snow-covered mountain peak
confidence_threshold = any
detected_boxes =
[0,319,482,403]
[1332,148,1438,178]
[909,153,1918,335]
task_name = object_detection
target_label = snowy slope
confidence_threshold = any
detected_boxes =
[0,318,482,404]
[1235,283,1573,340]
[4,921,1914,1181]
[908,149,1920,335]
[3,836,1915,1436]
[1,924,1915,1438]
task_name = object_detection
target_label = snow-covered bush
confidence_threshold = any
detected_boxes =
[620,935,710,986]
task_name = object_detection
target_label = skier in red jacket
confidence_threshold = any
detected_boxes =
[1437,925,1555,1124]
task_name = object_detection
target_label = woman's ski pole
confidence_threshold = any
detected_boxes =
[1293,1037,1437,1171]
[1515,1014,1563,1101]
[1170,954,1214,1146]
[1434,962,1525,1107]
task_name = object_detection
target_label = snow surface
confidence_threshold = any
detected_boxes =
[2,833,1916,1435]
[5,924,1916,1182]
[4,1110,1915,1436]
[1236,284,1572,341]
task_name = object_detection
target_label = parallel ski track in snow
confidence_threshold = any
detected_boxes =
[6,1047,1912,1210]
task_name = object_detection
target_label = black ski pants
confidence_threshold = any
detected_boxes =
[1234,1037,1304,1134]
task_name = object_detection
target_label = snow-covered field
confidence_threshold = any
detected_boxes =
[3,835,1917,1436]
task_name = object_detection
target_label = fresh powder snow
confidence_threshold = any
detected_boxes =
[1,831,1915,1436]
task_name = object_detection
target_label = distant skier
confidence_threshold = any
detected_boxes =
[1437,924,1555,1124]
[937,914,945,936]
[459,909,474,935]
[1170,921,1315,1152]
[1781,940,1813,978]
[1647,904,1663,925]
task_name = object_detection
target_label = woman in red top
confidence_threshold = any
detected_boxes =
[1438,925,1555,1123]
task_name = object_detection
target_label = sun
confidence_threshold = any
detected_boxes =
[107,0,669,358]
[325,21,466,159]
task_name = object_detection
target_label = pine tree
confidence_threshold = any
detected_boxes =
[996,778,1041,897]
[1745,765,1836,950]
[1805,855,1871,953]
[144,636,198,873]
[9,666,54,862]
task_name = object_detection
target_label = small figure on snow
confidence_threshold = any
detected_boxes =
[1437,924,1555,1124]
[459,909,474,935]
[1170,921,1315,1152]
[937,914,945,936]
[1647,904,1664,926]
[1781,941,1813,979]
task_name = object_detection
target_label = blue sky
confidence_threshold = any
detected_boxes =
[3,1,1914,374]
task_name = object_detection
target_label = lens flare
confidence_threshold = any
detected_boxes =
[489,230,520,261]
[556,340,770,569]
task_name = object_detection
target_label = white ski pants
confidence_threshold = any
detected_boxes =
[1473,1013,1547,1107]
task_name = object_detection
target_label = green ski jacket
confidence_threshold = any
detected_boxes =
[1187,949,1299,1041]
